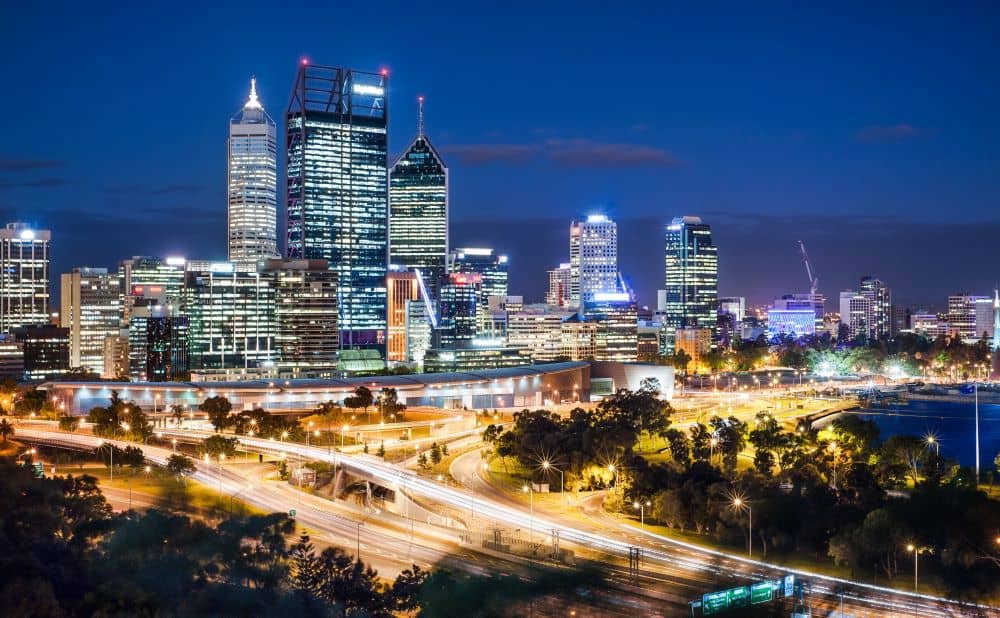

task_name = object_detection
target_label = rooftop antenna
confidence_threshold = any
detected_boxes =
[417,95,425,136]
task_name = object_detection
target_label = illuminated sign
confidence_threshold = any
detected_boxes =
[352,84,384,97]
[18,229,35,240]
[449,273,482,285]
[208,262,234,273]
[457,248,492,256]
[165,256,186,266]
[586,214,609,223]
[592,292,630,302]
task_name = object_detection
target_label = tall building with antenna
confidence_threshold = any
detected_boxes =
[228,77,278,264]
[286,63,389,353]
[389,96,448,300]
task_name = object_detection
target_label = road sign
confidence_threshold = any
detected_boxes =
[702,590,729,615]
[289,509,297,518]
[784,574,795,597]
[751,581,774,604]
[31,462,44,478]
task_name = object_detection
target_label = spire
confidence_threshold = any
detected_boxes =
[244,76,262,110]
[417,95,425,136]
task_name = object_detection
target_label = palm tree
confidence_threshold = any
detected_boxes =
[170,404,184,426]
[0,418,14,443]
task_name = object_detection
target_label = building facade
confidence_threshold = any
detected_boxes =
[228,78,278,264]
[583,293,639,363]
[262,259,339,375]
[569,215,618,306]
[663,216,718,351]
[128,304,189,382]
[448,248,508,333]
[389,98,448,300]
[386,268,420,363]
[437,272,480,348]
[948,294,989,339]
[60,267,121,373]
[12,324,69,380]
[0,223,50,332]
[118,256,186,323]
[286,63,388,353]
[546,263,572,308]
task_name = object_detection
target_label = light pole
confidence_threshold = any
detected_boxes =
[522,483,534,548]
[542,460,564,505]
[341,424,349,449]
[906,544,929,593]
[925,435,939,456]
[732,497,752,558]
[633,500,651,528]
[829,441,839,489]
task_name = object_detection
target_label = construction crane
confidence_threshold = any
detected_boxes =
[798,241,819,296]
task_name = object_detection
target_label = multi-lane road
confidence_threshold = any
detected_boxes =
[18,423,999,616]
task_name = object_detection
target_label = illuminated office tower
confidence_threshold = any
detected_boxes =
[262,259,339,374]
[583,292,639,363]
[286,63,389,353]
[663,216,718,350]
[386,268,421,362]
[449,248,507,332]
[228,77,278,263]
[948,294,989,339]
[128,303,188,382]
[546,263,572,308]
[181,264,276,370]
[859,276,891,340]
[118,256,186,323]
[389,97,448,300]
[0,222,50,331]
[60,267,121,373]
[569,215,618,306]
[437,272,481,348]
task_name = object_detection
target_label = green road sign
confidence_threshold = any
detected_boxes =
[728,586,750,608]
[751,581,774,604]
[702,590,729,615]
[31,462,44,478]
[289,509,297,518]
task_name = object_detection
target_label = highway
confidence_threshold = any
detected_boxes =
[19,424,997,616]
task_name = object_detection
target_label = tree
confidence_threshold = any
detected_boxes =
[378,387,406,422]
[344,386,374,422]
[170,404,185,426]
[288,535,323,597]
[672,349,692,375]
[166,454,196,481]
[202,435,239,459]
[429,442,442,465]
[391,564,429,612]
[377,442,386,458]
[663,428,691,467]
[0,418,13,443]
[200,396,233,432]
[58,416,79,432]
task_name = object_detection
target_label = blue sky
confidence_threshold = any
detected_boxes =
[1,1,998,308]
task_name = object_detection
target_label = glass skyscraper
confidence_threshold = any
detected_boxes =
[664,216,718,347]
[449,248,508,333]
[569,215,618,306]
[60,267,121,373]
[286,63,389,353]
[0,222,50,332]
[228,78,278,263]
[389,97,448,300]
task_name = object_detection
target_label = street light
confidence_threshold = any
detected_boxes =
[522,483,534,547]
[633,500,651,528]
[732,497,753,558]
[341,424,349,449]
[541,460,565,504]
[906,544,930,593]
[925,434,939,456]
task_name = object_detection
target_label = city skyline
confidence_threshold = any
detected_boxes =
[3,3,999,310]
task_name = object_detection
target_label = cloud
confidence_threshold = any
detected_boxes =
[0,177,74,189]
[544,138,678,168]
[441,139,678,168]
[439,143,542,166]
[855,123,922,143]
[104,183,204,196]
[0,157,64,172]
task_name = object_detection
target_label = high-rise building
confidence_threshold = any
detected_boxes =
[228,78,278,264]
[60,268,121,373]
[449,248,508,332]
[118,256,186,323]
[569,215,618,306]
[405,299,435,367]
[674,327,712,374]
[128,303,188,382]
[583,292,639,363]
[839,277,892,341]
[948,294,989,339]
[286,63,389,353]
[0,223,50,332]
[182,265,276,370]
[11,324,69,380]
[389,97,448,300]
[262,259,339,375]
[546,263,572,308]
[975,297,995,341]
[386,268,421,363]
[663,216,718,351]
[436,272,480,348]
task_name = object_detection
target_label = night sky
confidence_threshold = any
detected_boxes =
[2,2,998,310]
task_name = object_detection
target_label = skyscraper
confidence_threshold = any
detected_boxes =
[0,222,50,332]
[386,268,421,363]
[449,248,508,333]
[389,97,448,299]
[228,78,278,263]
[664,216,718,349]
[859,276,891,340]
[262,259,339,375]
[60,267,121,373]
[569,215,618,306]
[546,263,572,308]
[436,272,481,348]
[948,294,989,339]
[118,256,186,323]
[286,63,389,353]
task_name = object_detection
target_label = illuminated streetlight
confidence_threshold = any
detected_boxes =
[541,460,565,504]
[731,496,753,558]
[633,500,652,528]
